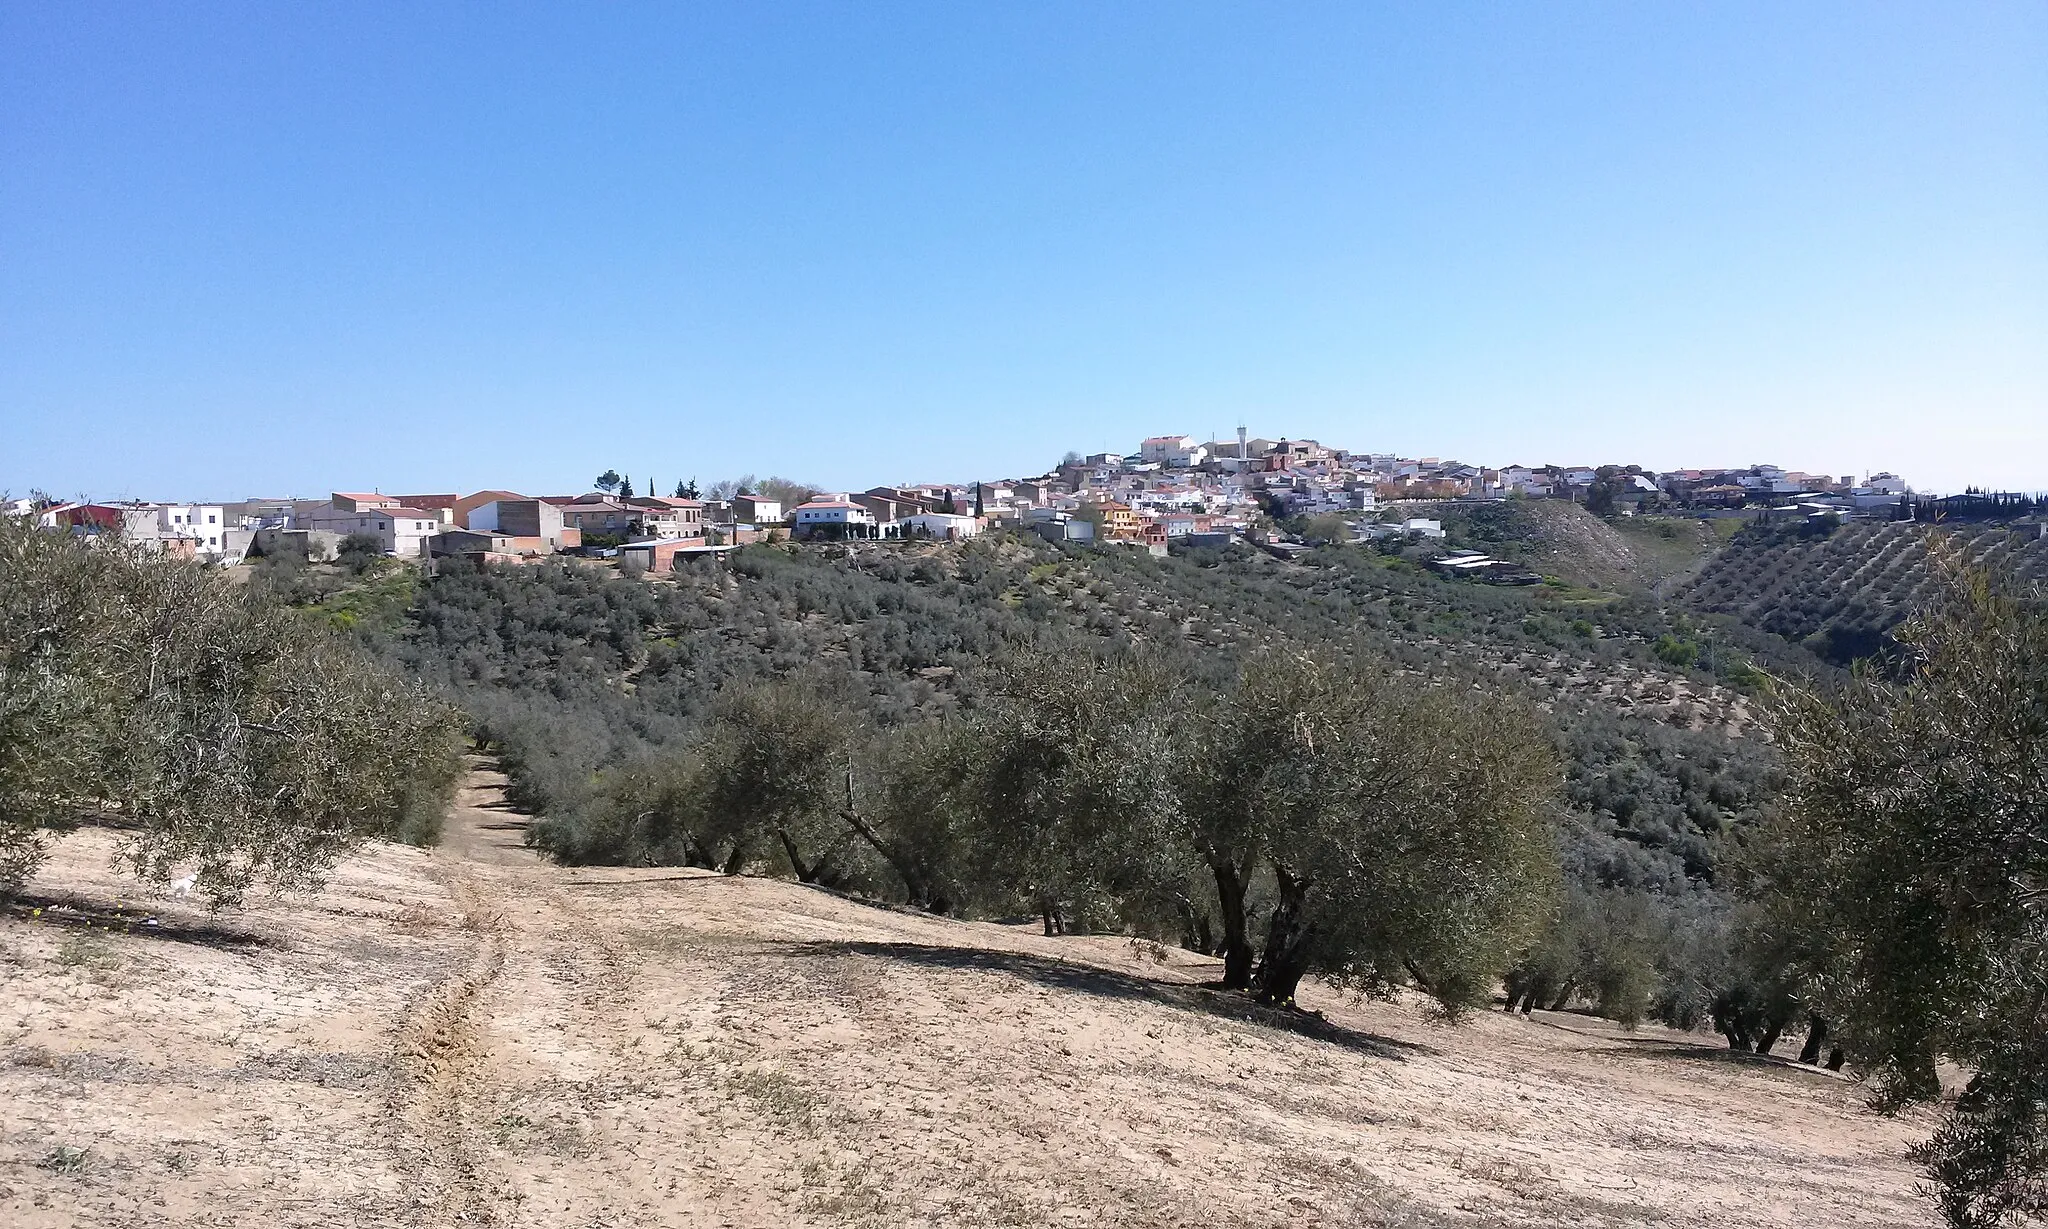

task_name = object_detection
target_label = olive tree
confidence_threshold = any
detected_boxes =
[0,519,463,905]
[840,720,977,914]
[958,648,1184,935]
[688,677,861,884]
[1760,544,2048,1226]
[1192,648,1559,1013]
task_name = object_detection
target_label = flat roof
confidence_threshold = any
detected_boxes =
[619,538,736,551]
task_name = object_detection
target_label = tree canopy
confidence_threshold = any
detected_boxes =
[1759,543,2048,1225]
[0,520,462,904]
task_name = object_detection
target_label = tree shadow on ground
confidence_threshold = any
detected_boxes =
[1570,1034,1841,1078]
[0,892,268,949]
[562,873,737,889]
[784,938,1432,1061]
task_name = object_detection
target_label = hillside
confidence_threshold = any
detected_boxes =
[1677,520,2048,664]
[1407,501,1649,592]
[2,763,1938,1229]
[335,536,1793,901]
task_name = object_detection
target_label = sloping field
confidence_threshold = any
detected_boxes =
[1679,521,2048,658]
[1411,501,1646,591]
[2,766,1938,1228]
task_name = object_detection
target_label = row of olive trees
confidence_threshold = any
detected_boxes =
[578,641,1564,1016]
[0,519,464,906]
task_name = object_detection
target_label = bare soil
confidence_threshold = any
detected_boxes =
[2,764,1940,1227]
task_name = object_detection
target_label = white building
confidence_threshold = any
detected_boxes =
[1139,435,1209,467]
[301,501,443,557]
[153,505,230,557]
[791,496,878,538]
[731,495,782,524]
[1025,510,1096,544]
[898,512,981,540]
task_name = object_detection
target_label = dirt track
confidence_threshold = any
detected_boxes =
[2,763,1940,1227]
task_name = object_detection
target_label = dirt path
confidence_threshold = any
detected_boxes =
[4,761,1942,1227]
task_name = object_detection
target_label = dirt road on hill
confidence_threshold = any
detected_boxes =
[3,761,1940,1228]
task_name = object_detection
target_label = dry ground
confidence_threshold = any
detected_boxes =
[2,763,1941,1228]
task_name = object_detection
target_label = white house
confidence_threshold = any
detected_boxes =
[899,512,981,540]
[731,495,782,524]
[152,505,230,557]
[1139,435,1208,467]
[791,496,878,538]
[301,501,443,557]
[1026,514,1095,544]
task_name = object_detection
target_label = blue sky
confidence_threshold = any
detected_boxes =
[3,2,2042,499]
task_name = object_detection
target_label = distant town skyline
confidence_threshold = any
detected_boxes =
[3,435,1935,507]
[4,3,2043,498]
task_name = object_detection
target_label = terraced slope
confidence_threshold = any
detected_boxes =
[1678,521,2048,663]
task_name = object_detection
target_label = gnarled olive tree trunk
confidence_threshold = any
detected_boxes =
[1252,866,1314,1007]
[1206,850,1256,991]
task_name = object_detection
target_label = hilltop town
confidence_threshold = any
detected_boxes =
[11,434,1943,577]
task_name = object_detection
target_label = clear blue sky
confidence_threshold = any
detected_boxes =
[4,2,2043,499]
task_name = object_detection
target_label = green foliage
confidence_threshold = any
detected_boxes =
[1556,706,1781,890]
[1301,514,1351,545]
[1505,887,1663,1025]
[336,532,385,573]
[1917,1033,2048,1229]
[1190,647,1561,1014]
[1763,544,2048,1099]
[1652,633,1700,668]
[317,565,419,637]
[1680,521,2048,667]
[0,520,463,904]
[957,647,1188,934]
[692,675,861,883]
[1759,541,2048,1222]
